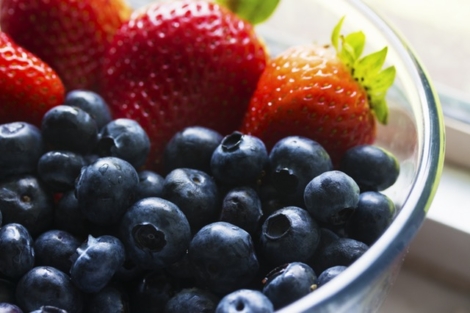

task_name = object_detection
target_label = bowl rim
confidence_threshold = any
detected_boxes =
[277,0,446,312]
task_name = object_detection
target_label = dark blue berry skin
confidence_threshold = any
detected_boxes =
[0,303,23,313]
[41,105,98,154]
[75,157,139,225]
[87,285,129,313]
[34,230,81,274]
[210,132,268,186]
[130,270,179,313]
[313,238,369,274]
[219,186,263,235]
[53,191,89,238]
[216,289,274,313]
[0,223,35,279]
[0,122,44,180]
[304,170,360,226]
[64,90,112,130]
[29,306,68,313]
[165,250,195,281]
[0,175,53,236]
[164,288,219,313]
[307,228,340,274]
[188,221,259,296]
[0,278,16,303]
[163,168,219,234]
[135,170,165,200]
[15,266,84,313]
[97,118,150,169]
[348,191,397,245]
[37,151,86,192]
[268,136,333,207]
[317,265,347,287]
[164,126,223,175]
[119,197,191,270]
[69,235,125,293]
[262,262,317,310]
[340,145,400,192]
[259,206,320,267]
[0,209,2,227]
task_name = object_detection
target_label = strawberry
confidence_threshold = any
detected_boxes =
[0,31,65,126]
[240,17,396,165]
[100,0,268,172]
[0,0,132,92]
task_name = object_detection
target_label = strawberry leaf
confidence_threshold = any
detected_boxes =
[354,47,388,81]
[343,31,365,61]
[368,66,396,124]
[215,0,280,25]
[331,16,345,51]
[331,17,396,125]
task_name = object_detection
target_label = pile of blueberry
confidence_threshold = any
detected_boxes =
[0,90,400,313]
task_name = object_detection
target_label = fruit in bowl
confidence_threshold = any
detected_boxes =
[0,0,444,312]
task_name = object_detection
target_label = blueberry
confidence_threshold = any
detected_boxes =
[15,266,84,313]
[165,250,195,281]
[135,170,165,200]
[87,285,129,313]
[34,230,81,274]
[262,262,317,310]
[268,136,333,206]
[0,122,44,180]
[163,168,219,233]
[53,191,89,238]
[112,255,146,283]
[130,270,179,313]
[211,132,268,186]
[97,118,150,169]
[259,206,320,267]
[216,289,274,313]
[37,151,86,192]
[188,221,259,295]
[0,278,16,303]
[317,265,347,287]
[219,186,263,235]
[164,288,219,313]
[0,175,53,236]
[307,228,340,274]
[313,238,369,274]
[41,105,98,154]
[304,170,360,226]
[0,223,35,279]
[29,306,68,313]
[347,191,397,245]
[164,126,223,174]
[69,235,125,293]
[75,157,139,225]
[64,90,112,130]
[0,209,2,227]
[340,145,400,191]
[119,197,191,270]
[0,303,23,313]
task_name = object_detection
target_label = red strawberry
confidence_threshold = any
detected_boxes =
[0,0,132,92]
[241,17,396,165]
[0,31,65,126]
[100,0,268,172]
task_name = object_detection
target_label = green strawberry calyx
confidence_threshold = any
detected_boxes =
[215,0,280,25]
[331,16,396,125]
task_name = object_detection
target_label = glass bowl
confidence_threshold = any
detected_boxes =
[123,0,445,311]
[250,0,445,312]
